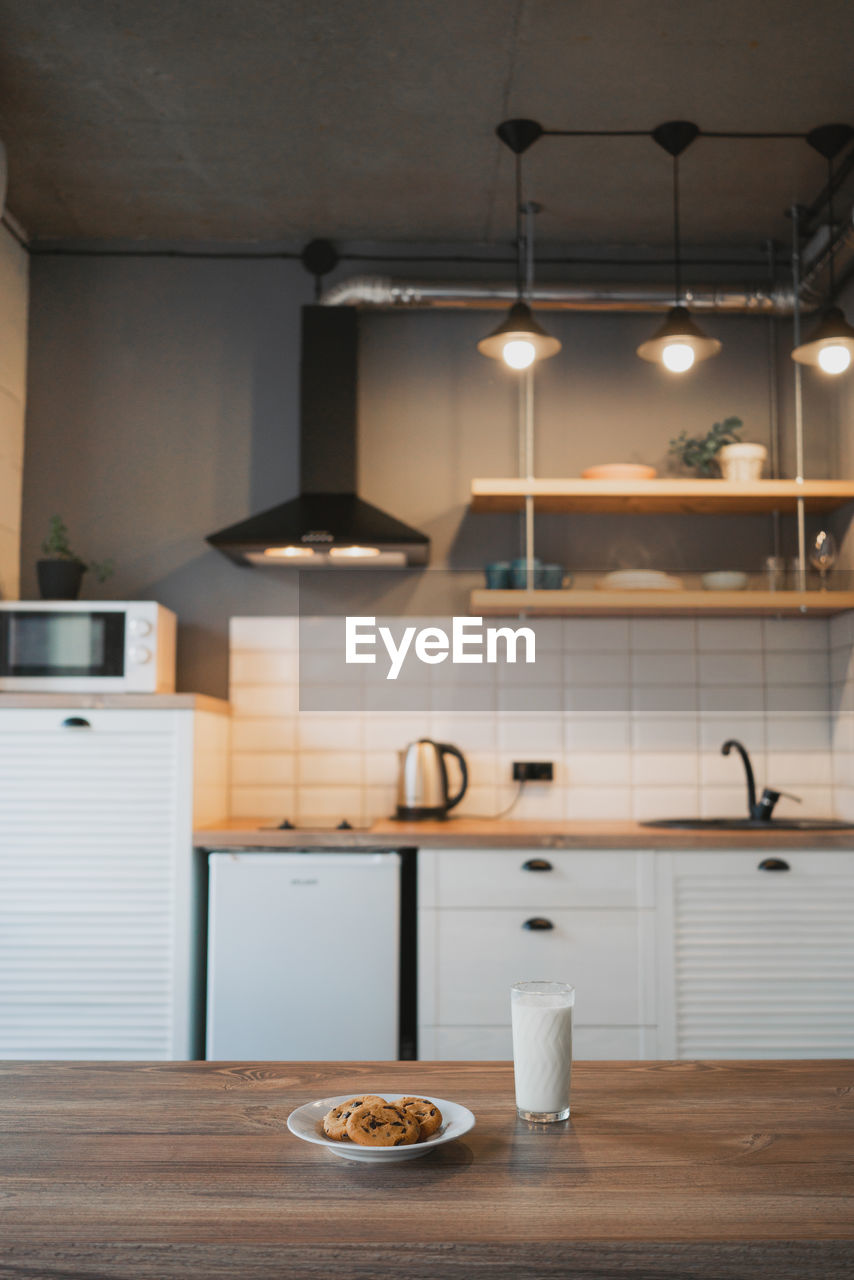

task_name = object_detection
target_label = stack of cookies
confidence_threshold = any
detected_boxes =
[322,1094,443,1148]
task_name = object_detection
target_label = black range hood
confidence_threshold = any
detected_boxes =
[207,306,429,568]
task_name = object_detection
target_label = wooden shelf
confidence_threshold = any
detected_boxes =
[471,589,854,617]
[470,477,854,515]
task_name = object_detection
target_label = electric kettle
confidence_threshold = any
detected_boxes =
[396,738,468,820]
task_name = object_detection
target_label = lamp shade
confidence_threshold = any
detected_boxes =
[478,301,562,367]
[636,305,722,370]
[791,306,854,373]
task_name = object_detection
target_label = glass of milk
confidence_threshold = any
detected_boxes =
[511,980,575,1122]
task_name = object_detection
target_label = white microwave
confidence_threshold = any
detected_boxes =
[0,601,177,692]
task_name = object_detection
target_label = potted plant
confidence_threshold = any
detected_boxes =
[37,516,114,599]
[668,416,746,477]
[669,415,767,482]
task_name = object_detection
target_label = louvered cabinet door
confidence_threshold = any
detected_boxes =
[0,709,192,1059]
[656,851,854,1059]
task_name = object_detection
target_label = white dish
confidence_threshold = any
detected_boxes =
[287,1093,476,1163]
[702,571,748,591]
[597,571,683,591]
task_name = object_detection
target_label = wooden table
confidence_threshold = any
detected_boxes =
[2,1060,853,1279]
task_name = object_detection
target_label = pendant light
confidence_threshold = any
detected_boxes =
[792,123,854,375]
[478,119,561,370]
[637,121,721,373]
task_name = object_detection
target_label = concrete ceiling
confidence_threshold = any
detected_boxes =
[1,0,854,248]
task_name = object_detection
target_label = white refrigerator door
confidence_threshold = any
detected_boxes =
[206,852,400,1059]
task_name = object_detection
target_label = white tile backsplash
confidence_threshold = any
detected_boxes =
[630,618,696,651]
[497,715,564,753]
[230,785,295,820]
[231,753,296,786]
[697,617,762,651]
[698,652,763,685]
[563,651,630,684]
[762,617,828,651]
[566,751,632,787]
[230,616,298,651]
[563,713,631,752]
[765,650,829,685]
[631,715,698,751]
[230,684,299,717]
[229,650,298,686]
[631,651,697,685]
[227,611,853,825]
[297,713,363,751]
[563,618,630,650]
[297,752,363,786]
[632,751,698,787]
[632,787,699,821]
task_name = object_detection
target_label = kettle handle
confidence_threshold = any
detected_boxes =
[439,743,468,811]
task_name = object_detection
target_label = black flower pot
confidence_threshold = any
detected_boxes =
[37,559,86,600]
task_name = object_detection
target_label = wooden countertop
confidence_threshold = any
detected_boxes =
[0,692,230,712]
[194,816,854,849]
[2,1059,851,1279]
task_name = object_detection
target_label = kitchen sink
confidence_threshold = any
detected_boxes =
[642,817,854,830]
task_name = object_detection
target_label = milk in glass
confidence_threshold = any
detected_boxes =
[511,981,574,1121]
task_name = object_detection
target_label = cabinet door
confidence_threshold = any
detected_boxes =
[426,1025,653,1062]
[430,908,644,1026]
[422,849,644,909]
[657,850,854,1058]
[0,709,191,1059]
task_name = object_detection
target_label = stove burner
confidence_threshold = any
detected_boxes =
[271,818,356,831]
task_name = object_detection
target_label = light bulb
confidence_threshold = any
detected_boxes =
[503,339,536,370]
[328,545,381,559]
[661,342,695,373]
[817,344,851,375]
[263,545,315,558]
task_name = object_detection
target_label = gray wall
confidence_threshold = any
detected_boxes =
[21,251,844,696]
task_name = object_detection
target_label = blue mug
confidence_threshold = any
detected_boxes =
[484,561,511,589]
[540,564,566,589]
[510,557,542,589]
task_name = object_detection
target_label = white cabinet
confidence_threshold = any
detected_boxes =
[656,850,854,1058]
[0,705,228,1059]
[417,849,657,1060]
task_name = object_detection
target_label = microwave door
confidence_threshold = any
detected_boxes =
[0,611,126,688]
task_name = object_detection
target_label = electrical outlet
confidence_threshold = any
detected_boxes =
[512,761,554,782]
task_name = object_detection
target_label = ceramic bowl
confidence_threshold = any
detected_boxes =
[701,571,748,591]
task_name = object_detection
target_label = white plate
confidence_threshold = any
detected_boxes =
[287,1093,476,1163]
[597,571,683,591]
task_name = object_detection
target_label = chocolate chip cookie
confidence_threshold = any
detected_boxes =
[322,1095,387,1140]
[345,1099,420,1147]
[396,1096,443,1139]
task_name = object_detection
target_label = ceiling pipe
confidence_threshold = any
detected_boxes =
[320,275,797,315]
[319,211,854,316]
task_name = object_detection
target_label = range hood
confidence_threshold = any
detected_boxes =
[207,306,429,568]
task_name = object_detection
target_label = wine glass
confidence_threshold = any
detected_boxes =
[809,530,837,590]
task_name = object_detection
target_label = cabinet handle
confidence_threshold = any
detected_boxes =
[61,717,92,729]
[758,857,790,872]
[522,858,553,872]
[522,917,554,931]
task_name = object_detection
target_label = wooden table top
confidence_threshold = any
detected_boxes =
[2,1059,853,1279]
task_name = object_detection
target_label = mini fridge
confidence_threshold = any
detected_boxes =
[206,851,401,1059]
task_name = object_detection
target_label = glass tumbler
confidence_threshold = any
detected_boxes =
[511,980,575,1122]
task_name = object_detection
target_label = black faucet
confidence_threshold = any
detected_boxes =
[721,739,801,822]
